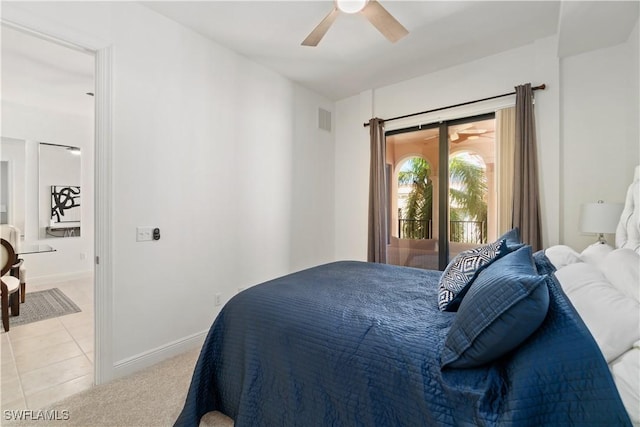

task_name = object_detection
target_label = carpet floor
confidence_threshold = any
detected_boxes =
[5,347,233,427]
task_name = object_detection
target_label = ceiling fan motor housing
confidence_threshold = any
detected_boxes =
[336,0,369,14]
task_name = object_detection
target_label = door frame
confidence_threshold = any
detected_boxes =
[386,112,495,270]
[0,16,115,384]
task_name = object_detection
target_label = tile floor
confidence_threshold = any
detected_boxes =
[1,277,94,411]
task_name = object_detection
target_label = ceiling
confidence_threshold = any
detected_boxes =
[143,1,566,101]
[1,1,637,116]
[1,25,95,117]
[142,1,639,101]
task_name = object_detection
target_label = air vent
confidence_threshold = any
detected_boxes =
[318,108,332,132]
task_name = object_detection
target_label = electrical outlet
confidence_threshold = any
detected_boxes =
[136,226,154,242]
[214,293,222,306]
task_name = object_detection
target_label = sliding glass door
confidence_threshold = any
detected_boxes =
[386,113,496,270]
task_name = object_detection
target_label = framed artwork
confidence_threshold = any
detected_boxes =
[51,185,81,223]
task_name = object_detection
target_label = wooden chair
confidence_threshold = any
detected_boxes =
[1,238,21,332]
[0,225,27,303]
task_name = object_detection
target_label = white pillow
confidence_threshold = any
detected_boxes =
[600,249,640,303]
[580,243,614,268]
[555,263,640,362]
[609,341,640,425]
[554,262,606,294]
[545,245,581,269]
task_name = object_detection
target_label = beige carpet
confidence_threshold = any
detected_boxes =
[6,347,233,427]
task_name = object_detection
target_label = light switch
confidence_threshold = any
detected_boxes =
[136,226,154,242]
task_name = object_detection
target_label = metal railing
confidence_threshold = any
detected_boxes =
[398,219,486,244]
[398,219,432,239]
[450,220,486,244]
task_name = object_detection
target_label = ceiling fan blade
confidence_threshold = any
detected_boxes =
[302,7,340,46]
[361,0,408,43]
[458,128,487,135]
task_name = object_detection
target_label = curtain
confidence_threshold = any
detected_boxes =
[496,107,515,236]
[512,83,543,251]
[367,118,387,263]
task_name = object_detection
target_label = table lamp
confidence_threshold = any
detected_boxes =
[580,200,624,244]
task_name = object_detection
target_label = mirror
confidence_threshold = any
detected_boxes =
[39,143,81,238]
[0,137,26,236]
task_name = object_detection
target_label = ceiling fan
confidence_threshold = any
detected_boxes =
[302,0,409,47]
[450,129,494,144]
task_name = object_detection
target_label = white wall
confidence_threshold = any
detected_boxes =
[335,37,562,259]
[290,85,335,272]
[1,2,335,376]
[1,100,94,281]
[560,21,640,250]
[107,4,335,365]
[334,91,372,261]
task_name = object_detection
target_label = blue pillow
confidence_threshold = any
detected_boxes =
[498,227,521,247]
[533,250,556,275]
[441,246,550,368]
[438,239,508,312]
[498,228,527,255]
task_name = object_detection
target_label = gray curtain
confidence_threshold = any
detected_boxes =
[367,118,387,263]
[512,83,543,251]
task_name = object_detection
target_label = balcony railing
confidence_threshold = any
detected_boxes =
[450,220,486,244]
[398,219,486,244]
[398,219,433,240]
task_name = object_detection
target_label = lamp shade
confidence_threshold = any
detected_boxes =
[580,201,624,234]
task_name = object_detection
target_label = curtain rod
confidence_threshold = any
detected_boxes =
[363,83,546,127]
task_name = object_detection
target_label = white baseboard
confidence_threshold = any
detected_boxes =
[112,330,208,380]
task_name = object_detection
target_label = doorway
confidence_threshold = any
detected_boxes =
[386,113,497,270]
[0,23,96,410]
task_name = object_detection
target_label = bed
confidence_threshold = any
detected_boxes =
[545,165,640,426]
[175,168,639,427]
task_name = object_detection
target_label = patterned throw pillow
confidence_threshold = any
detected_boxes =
[438,239,508,311]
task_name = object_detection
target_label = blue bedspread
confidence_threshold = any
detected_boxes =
[175,261,631,427]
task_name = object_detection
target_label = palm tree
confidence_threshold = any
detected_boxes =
[449,154,487,242]
[399,154,487,242]
[398,157,432,239]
